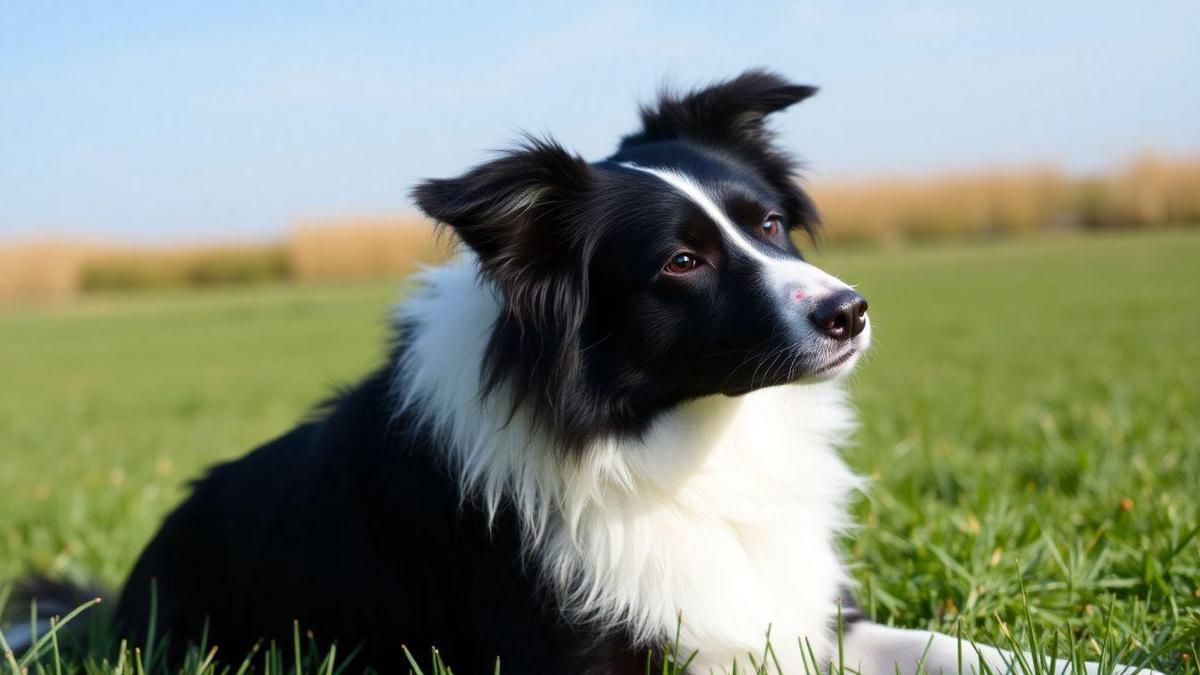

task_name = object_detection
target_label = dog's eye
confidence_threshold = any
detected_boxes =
[664,252,701,274]
[761,213,784,238]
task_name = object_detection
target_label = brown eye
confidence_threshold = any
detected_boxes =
[664,252,700,274]
[761,213,783,237]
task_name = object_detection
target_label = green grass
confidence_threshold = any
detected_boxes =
[825,230,1200,673]
[1,230,1198,673]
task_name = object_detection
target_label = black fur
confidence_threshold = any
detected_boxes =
[113,370,653,672]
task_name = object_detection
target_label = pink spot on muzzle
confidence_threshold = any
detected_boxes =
[791,289,807,302]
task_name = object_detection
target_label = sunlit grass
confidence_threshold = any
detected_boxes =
[1,230,1197,672]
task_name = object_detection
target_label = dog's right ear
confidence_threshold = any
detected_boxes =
[620,69,817,151]
[619,69,822,241]
[412,137,592,282]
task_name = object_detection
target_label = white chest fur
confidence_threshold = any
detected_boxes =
[397,259,863,672]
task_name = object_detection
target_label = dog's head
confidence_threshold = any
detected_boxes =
[414,69,870,448]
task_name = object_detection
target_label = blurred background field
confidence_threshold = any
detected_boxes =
[1,229,1197,661]
[2,154,1198,303]
[0,217,450,303]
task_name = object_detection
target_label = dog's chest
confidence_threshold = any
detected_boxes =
[546,387,860,672]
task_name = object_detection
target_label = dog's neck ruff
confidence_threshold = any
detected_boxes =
[395,257,863,671]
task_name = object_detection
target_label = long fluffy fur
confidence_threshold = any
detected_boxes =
[397,256,863,671]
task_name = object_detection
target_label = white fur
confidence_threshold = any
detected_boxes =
[396,257,864,673]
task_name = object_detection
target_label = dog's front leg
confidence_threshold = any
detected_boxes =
[839,622,1163,675]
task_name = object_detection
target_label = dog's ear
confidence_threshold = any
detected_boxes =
[620,69,816,150]
[413,137,596,442]
[412,136,593,282]
[620,69,821,241]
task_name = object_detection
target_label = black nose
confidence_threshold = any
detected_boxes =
[809,289,868,341]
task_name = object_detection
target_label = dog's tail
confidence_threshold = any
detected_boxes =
[1,576,107,656]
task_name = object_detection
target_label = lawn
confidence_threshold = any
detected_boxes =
[1,230,1198,673]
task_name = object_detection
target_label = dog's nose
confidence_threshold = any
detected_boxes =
[809,289,868,341]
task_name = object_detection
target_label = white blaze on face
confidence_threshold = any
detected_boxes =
[619,162,847,299]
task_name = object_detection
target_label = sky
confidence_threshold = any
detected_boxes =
[2,1,1198,244]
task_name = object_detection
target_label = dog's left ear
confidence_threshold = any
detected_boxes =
[620,69,820,239]
[412,136,593,283]
[413,138,597,441]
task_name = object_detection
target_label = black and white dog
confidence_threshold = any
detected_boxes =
[10,70,1160,674]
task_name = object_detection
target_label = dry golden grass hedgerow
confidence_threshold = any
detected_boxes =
[0,155,1196,302]
[79,245,289,291]
[0,240,114,302]
[287,216,452,282]
[811,154,1200,244]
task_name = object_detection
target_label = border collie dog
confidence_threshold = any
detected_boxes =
[13,71,1159,674]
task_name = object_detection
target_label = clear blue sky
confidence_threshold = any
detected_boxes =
[2,1,1198,244]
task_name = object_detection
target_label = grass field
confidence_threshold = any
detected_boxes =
[1,230,1198,673]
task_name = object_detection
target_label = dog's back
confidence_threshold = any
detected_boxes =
[116,369,647,672]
